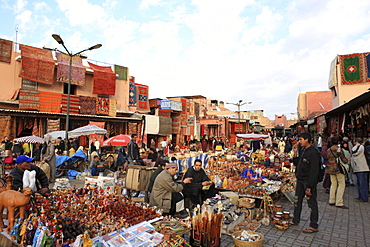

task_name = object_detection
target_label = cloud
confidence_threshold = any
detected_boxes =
[140,0,163,8]
[33,2,50,12]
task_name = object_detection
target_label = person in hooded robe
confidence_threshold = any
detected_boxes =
[41,135,56,183]
[183,159,215,206]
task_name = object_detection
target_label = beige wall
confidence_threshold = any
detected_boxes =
[0,47,130,111]
[297,93,307,120]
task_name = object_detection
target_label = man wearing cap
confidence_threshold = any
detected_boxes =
[150,163,192,216]
[10,155,49,194]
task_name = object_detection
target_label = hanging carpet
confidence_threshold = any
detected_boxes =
[0,116,12,140]
[0,38,12,64]
[19,44,55,85]
[19,89,40,110]
[129,77,137,106]
[135,83,149,112]
[88,62,116,95]
[338,53,365,85]
[39,91,62,113]
[109,99,117,117]
[61,94,80,114]
[96,98,109,115]
[56,53,85,86]
[47,119,60,133]
[114,64,128,81]
[79,96,96,115]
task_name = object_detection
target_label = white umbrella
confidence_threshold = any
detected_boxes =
[13,135,44,144]
[68,125,107,138]
[44,130,67,140]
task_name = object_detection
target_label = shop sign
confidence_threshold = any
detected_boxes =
[160,99,171,110]
[170,100,182,111]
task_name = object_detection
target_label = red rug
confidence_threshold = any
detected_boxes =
[0,38,12,64]
[89,121,105,142]
[159,110,171,118]
[19,89,40,110]
[19,44,55,85]
[0,116,12,140]
[56,53,86,86]
[96,98,110,115]
[61,94,80,114]
[135,83,150,112]
[39,91,62,113]
[88,62,116,95]
[79,96,96,115]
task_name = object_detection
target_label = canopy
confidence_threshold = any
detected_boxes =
[69,125,107,138]
[236,134,269,140]
[101,134,141,147]
[44,130,67,140]
[13,135,44,144]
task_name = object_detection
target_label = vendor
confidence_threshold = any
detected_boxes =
[10,155,49,194]
[149,163,192,217]
[90,155,106,176]
[183,159,215,206]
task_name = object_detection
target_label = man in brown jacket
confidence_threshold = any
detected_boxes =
[149,163,192,216]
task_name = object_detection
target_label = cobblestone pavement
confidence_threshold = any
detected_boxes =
[53,179,369,247]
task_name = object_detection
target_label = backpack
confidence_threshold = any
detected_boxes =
[364,145,370,169]
[314,146,325,183]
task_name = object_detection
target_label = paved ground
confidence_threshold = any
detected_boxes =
[52,178,369,247]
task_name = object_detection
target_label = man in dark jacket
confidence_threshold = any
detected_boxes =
[183,159,214,205]
[127,134,140,165]
[10,155,49,194]
[147,160,166,193]
[291,133,320,233]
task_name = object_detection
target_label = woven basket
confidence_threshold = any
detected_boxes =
[232,230,264,247]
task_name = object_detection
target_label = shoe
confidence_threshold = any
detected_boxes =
[350,183,355,186]
[302,227,318,233]
[336,205,349,209]
[288,221,299,226]
[355,200,368,204]
[329,203,335,206]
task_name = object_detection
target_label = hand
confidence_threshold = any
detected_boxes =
[202,181,212,186]
[40,188,49,195]
[183,177,192,184]
[305,188,312,196]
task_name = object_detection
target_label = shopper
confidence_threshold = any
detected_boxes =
[291,132,320,233]
[127,134,140,165]
[41,135,56,183]
[351,137,369,203]
[327,136,349,209]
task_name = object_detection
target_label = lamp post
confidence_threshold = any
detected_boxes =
[226,100,252,133]
[50,34,102,154]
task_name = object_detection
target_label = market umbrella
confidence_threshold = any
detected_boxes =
[44,130,67,140]
[13,135,44,158]
[101,134,141,147]
[68,125,107,138]
[236,134,269,140]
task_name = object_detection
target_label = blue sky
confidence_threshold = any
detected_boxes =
[2,0,370,119]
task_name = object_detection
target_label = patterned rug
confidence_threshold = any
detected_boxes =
[47,119,60,133]
[0,38,12,64]
[159,110,171,118]
[135,83,149,112]
[109,99,117,117]
[61,94,80,114]
[39,91,62,113]
[32,118,39,136]
[181,98,188,126]
[96,98,110,115]
[88,62,116,95]
[114,64,128,80]
[19,44,55,85]
[339,53,366,85]
[22,79,37,90]
[79,96,96,115]
[129,77,137,106]
[19,89,40,110]
[0,116,12,140]
[56,53,85,86]
[89,121,105,142]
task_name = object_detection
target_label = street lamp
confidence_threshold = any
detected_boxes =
[49,34,102,154]
[226,100,252,133]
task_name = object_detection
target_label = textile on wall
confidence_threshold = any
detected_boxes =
[17,118,24,136]
[79,96,96,115]
[19,89,40,110]
[114,65,128,81]
[365,53,370,82]
[38,118,44,138]
[47,119,60,133]
[61,94,80,114]
[19,44,55,85]
[89,121,105,142]
[172,115,180,134]
[159,110,171,118]
[56,53,85,86]
[0,38,12,64]
[39,91,62,113]
[88,62,116,95]
[135,83,150,112]
[0,116,12,141]
[181,98,188,126]
[22,79,37,90]
[338,53,365,85]
[128,122,138,135]
[32,118,38,136]
[96,98,110,115]
[129,76,137,106]
[109,99,117,117]
[328,56,338,88]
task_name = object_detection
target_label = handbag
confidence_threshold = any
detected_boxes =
[330,148,349,175]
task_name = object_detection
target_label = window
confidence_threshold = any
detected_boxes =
[63,83,77,95]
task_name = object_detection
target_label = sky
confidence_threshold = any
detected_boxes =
[1,0,370,120]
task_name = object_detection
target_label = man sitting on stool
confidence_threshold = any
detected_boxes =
[149,163,192,217]
[183,159,215,207]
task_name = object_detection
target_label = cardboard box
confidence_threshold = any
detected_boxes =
[85,176,115,193]
[219,192,239,205]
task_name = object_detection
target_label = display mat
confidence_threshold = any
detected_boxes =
[0,38,12,64]
[19,44,55,85]
[88,62,116,95]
